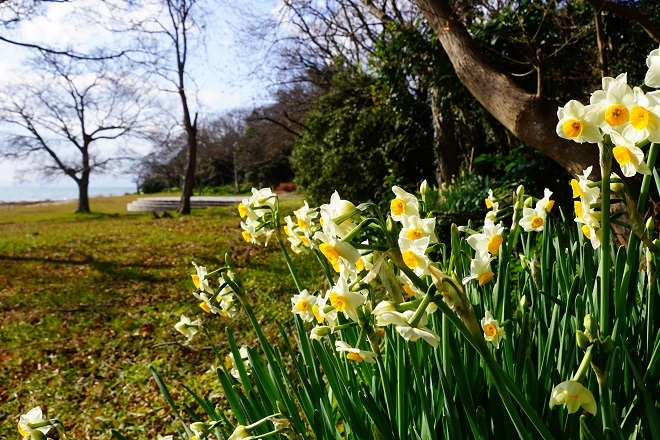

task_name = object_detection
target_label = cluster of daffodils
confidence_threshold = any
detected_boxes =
[557,72,656,175]
[188,261,237,318]
[571,166,604,249]
[239,188,278,245]
[283,201,317,253]
[462,187,553,285]
[557,48,660,248]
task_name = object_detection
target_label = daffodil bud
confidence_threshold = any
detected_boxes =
[386,216,394,233]
[190,422,207,438]
[601,335,613,354]
[524,196,533,207]
[276,400,289,416]
[30,431,46,440]
[310,326,330,340]
[610,182,624,192]
[420,179,430,195]
[576,330,590,349]
[646,217,654,233]
[516,185,525,198]
[513,309,523,321]
[519,295,527,310]
[584,314,598,340]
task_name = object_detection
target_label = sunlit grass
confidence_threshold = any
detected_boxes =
[0,193,313,439]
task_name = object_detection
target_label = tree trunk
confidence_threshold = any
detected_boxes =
[76,174,90,213]
[178,125,197,215]
[413,0,600,177]
[430,85,461,191]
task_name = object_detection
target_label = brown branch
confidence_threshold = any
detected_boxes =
[585,0,660,44]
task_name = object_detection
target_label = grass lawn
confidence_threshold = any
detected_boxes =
[0,193,317,439]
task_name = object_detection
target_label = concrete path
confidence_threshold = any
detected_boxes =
[126,196,244,212]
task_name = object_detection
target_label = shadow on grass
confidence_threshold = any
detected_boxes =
[0,254,172,283]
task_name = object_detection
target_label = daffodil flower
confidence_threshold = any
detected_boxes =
[467,218,504,255]
[399,215,437,244]
[610,132,652,177]
[191,261,214,294]
[481,311,506,349]
[240,219,274,246]
[485,189,499,221]
[550,380,597,415]
[174,315,200,341]
[225,346,251,380]
[311,293,338,328]
[556,100,602,143]
[293,201,318,235]
[393,310,440,347]
[398,236,431,277]
[519,202,547,232]
[291,289,317,322]
[390,186,420,222]
[571,166,600,206]
[335,340,377,363]
[462,252,495,286]
[228,425,250,440]
[327,277,366,322]
[319,192,357,238]
[372,301,408,327]
[621,87,660,143]
[314,231,361,273]
[645,46,660,88]
[17,406,51,439]
[193,291,223,315]
[590,73,634,132]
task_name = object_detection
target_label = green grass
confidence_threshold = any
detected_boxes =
[0,194,314,439]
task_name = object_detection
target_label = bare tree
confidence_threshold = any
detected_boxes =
[0,54,146,212]
[111,0,206,214]
[0,0,131,60]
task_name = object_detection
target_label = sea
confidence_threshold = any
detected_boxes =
[0,184,137,203]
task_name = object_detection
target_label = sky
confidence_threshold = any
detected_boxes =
[0,0,278,188]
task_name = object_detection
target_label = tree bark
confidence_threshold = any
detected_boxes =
[413,0,600,178]
[430,85,461,190]
[76,173,91,213]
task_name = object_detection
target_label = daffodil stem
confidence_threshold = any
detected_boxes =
[406,341,435,436]
[200,325,223,364]
[571,345,593,383]
[598,378,613,434]
[278,236,304,293]
[600,146,613,336]
[408,291,433,328]
[477,340,532,440]
[638,142,658,213]
[246,413,283,430]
